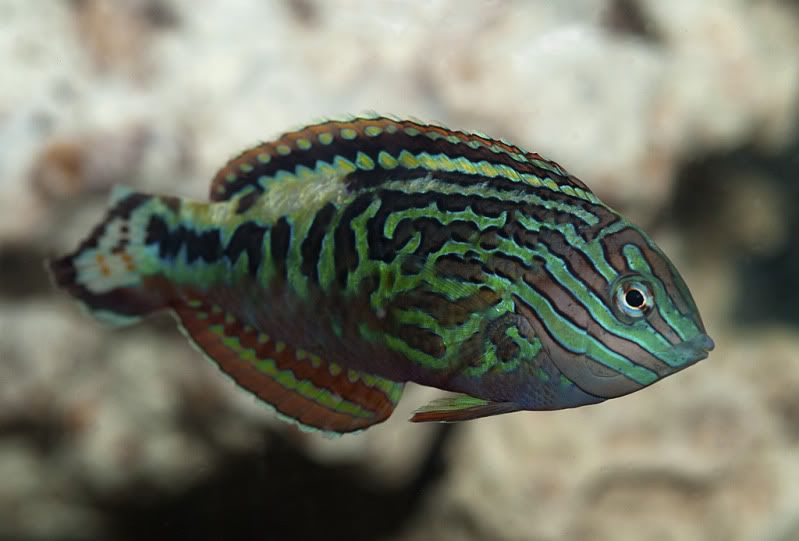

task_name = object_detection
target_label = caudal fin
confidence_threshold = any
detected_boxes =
[49,186,173,325]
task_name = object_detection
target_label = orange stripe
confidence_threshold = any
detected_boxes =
[177,303,370,432]
[174,298,397,432]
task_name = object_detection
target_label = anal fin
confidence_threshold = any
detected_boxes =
[411,393,520,423]
[173,295,404,435]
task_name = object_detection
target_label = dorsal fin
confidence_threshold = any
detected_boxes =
[172,293,404,435]
[208,116,595,203]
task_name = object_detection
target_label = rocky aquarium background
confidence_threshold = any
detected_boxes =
[1,1,799,540]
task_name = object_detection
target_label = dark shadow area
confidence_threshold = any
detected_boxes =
[0,244,53,300]
[97,424,456,541]
[669,132,799,327]
[603,0,663,43]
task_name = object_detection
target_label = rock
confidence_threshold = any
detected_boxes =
[30,124,193,201]
[299,383,445,486]
[0,441,101,541]
[420,0,799,223]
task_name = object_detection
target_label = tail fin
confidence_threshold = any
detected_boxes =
[49,186,173,325]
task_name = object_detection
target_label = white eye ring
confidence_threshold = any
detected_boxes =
[615,280,653,318]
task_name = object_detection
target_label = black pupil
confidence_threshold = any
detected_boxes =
[625,288,646,309]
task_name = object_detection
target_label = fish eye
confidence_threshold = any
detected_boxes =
[625,288,645,308]
[614,279,653,319]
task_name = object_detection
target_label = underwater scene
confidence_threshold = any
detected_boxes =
[1,1,799,540]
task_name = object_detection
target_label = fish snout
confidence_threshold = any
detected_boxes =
[670,333,715,366]
[692,334,715,352]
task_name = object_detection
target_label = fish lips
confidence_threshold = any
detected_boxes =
[664,333,715,367]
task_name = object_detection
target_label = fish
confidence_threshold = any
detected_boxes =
[49,116,714,435]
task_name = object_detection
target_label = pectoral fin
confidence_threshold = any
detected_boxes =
[410,393,521,423]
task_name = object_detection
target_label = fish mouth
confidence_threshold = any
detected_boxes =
[668,333,715,366]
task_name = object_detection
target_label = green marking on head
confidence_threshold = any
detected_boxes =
[621,243,702,346]
[533,241,673,356]
[516,283,659,385]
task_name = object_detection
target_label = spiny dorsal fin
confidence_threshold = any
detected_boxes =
[208,116,593,203]
[410,393,520,423]
[173,294,404,435]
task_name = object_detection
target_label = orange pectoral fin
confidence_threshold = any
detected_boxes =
[173,295,404,435]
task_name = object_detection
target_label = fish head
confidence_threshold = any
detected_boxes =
[520,223,714,406]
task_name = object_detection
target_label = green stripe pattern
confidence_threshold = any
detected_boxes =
[146,116,710,409]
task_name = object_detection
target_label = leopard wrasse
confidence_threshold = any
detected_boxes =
[50,116,714,435]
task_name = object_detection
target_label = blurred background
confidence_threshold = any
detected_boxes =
[1,1,799,540]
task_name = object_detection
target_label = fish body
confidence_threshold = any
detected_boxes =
[50,117,714,434]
